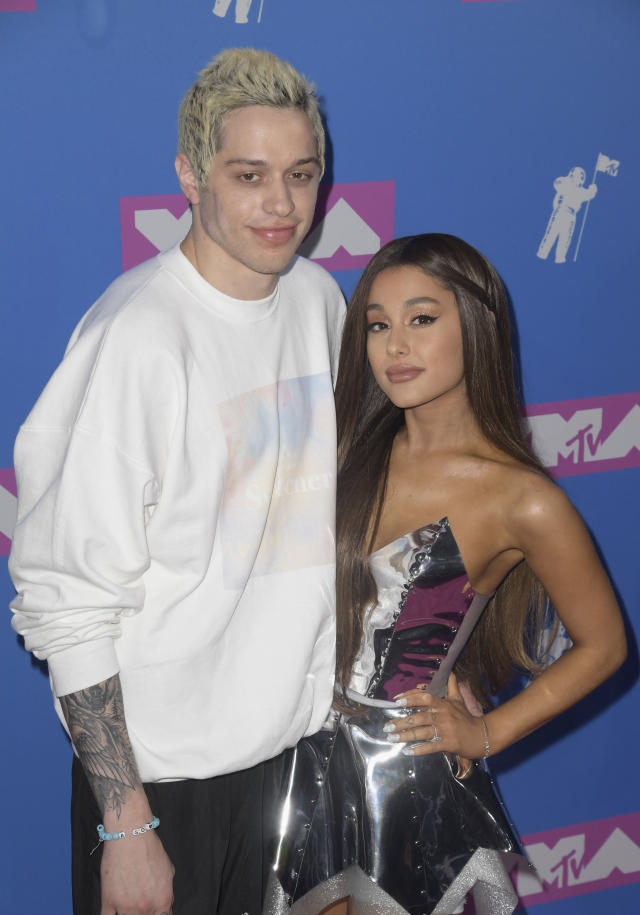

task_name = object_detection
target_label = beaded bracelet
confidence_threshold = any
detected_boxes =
[97,816,160,842]
[480,717,491,759]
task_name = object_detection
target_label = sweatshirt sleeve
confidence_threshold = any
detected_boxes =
[9,303,181,697]
[330,290,346,387]
[303,258,346,387]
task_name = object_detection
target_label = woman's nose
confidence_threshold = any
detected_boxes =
[387,327,409,356]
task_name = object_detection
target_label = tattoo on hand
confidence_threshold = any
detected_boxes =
[60,676,140,818]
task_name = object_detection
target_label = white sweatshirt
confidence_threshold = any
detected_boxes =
[10,244,345,782]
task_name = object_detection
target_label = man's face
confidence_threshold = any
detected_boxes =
[185,105,321,299]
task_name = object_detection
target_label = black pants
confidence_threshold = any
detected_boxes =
[71,752,290,915]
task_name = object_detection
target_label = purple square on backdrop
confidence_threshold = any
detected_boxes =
[299,180,395,272]
[121,182,394,274]
[120,194,191,272]
[0,467,17,557]
[0,1,36,10]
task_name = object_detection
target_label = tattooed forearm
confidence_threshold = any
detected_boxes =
[59,675,142,819]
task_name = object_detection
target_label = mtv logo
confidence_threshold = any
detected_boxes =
[516,811,640,904]
[120,195,192,272]
[0,1,35,8]
[299,181,395,271]
[525,392,640,477]
[0,468,17,557]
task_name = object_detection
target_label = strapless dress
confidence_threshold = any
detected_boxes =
[265,518,526,915]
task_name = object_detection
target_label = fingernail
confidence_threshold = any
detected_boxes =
[395,698,407,707]
[392,692,405,700]
[401,746,415,756]
[387,733,401,742]
[383,723,396,733]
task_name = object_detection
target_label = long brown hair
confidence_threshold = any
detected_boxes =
[335,234,554,704]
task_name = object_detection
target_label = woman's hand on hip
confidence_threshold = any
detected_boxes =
[384,673,487,760]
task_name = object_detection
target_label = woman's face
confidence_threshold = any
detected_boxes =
[365,266,467,412]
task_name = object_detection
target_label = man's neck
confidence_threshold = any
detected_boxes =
[180,230,278,301]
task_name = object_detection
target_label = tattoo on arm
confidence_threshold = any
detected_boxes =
[59,676,142,819]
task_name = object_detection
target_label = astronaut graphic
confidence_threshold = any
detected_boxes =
[537,167,597,264]
[212,0,261,23]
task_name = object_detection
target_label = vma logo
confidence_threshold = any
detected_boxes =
[120,195,191,272]
[525,392,640,477]
[298,180,394,271]
[120,181,394,273]
[516,811,640,904]
[0,468,17,557]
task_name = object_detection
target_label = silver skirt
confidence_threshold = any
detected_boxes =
[265,705,524,915]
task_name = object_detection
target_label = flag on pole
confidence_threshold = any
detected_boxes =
[573,153,620,262]
[595,153,620,177]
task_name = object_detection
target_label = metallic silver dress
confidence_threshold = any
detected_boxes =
[266,518,524,915]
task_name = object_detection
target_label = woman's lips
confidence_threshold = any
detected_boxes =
[250,226,297,245]
[385,365,425,383]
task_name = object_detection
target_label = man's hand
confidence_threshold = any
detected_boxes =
[59,676,175,913]
[100,830,174,915]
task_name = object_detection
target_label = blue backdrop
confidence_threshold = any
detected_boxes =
[2,1,639,911]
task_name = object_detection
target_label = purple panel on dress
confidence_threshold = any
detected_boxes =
[375,577,475,700]
[394,572,472,631]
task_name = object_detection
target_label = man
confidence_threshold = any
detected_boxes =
[10,48,344,914]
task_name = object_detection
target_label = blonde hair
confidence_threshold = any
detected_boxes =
[177,47,325,185]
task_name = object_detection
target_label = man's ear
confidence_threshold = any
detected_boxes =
[175,153,201,206]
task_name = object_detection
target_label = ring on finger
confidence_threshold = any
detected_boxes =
[428,722,443,743]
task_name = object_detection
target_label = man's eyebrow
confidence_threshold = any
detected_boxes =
[292,157,321,168]
[223,157,321,168]
[223,158,267,167]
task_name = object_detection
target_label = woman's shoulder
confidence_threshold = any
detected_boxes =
[463,448,575,528]
[455,446,547,493]
[485,456,577,545]
[448,453,579,585]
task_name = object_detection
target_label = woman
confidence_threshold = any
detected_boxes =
[266,234,626,915]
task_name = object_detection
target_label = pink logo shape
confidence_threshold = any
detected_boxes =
[0,1,36,9]
[0,467,17,557]
[121,182,395,274]
[120,194,191,272]
[525,391,640,477]
[300,180,395,272]
[515,811,640,905]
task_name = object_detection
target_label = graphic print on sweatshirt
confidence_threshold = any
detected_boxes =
[218,372,335,588]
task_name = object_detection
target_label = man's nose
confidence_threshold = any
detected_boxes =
[264,178,295,218]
